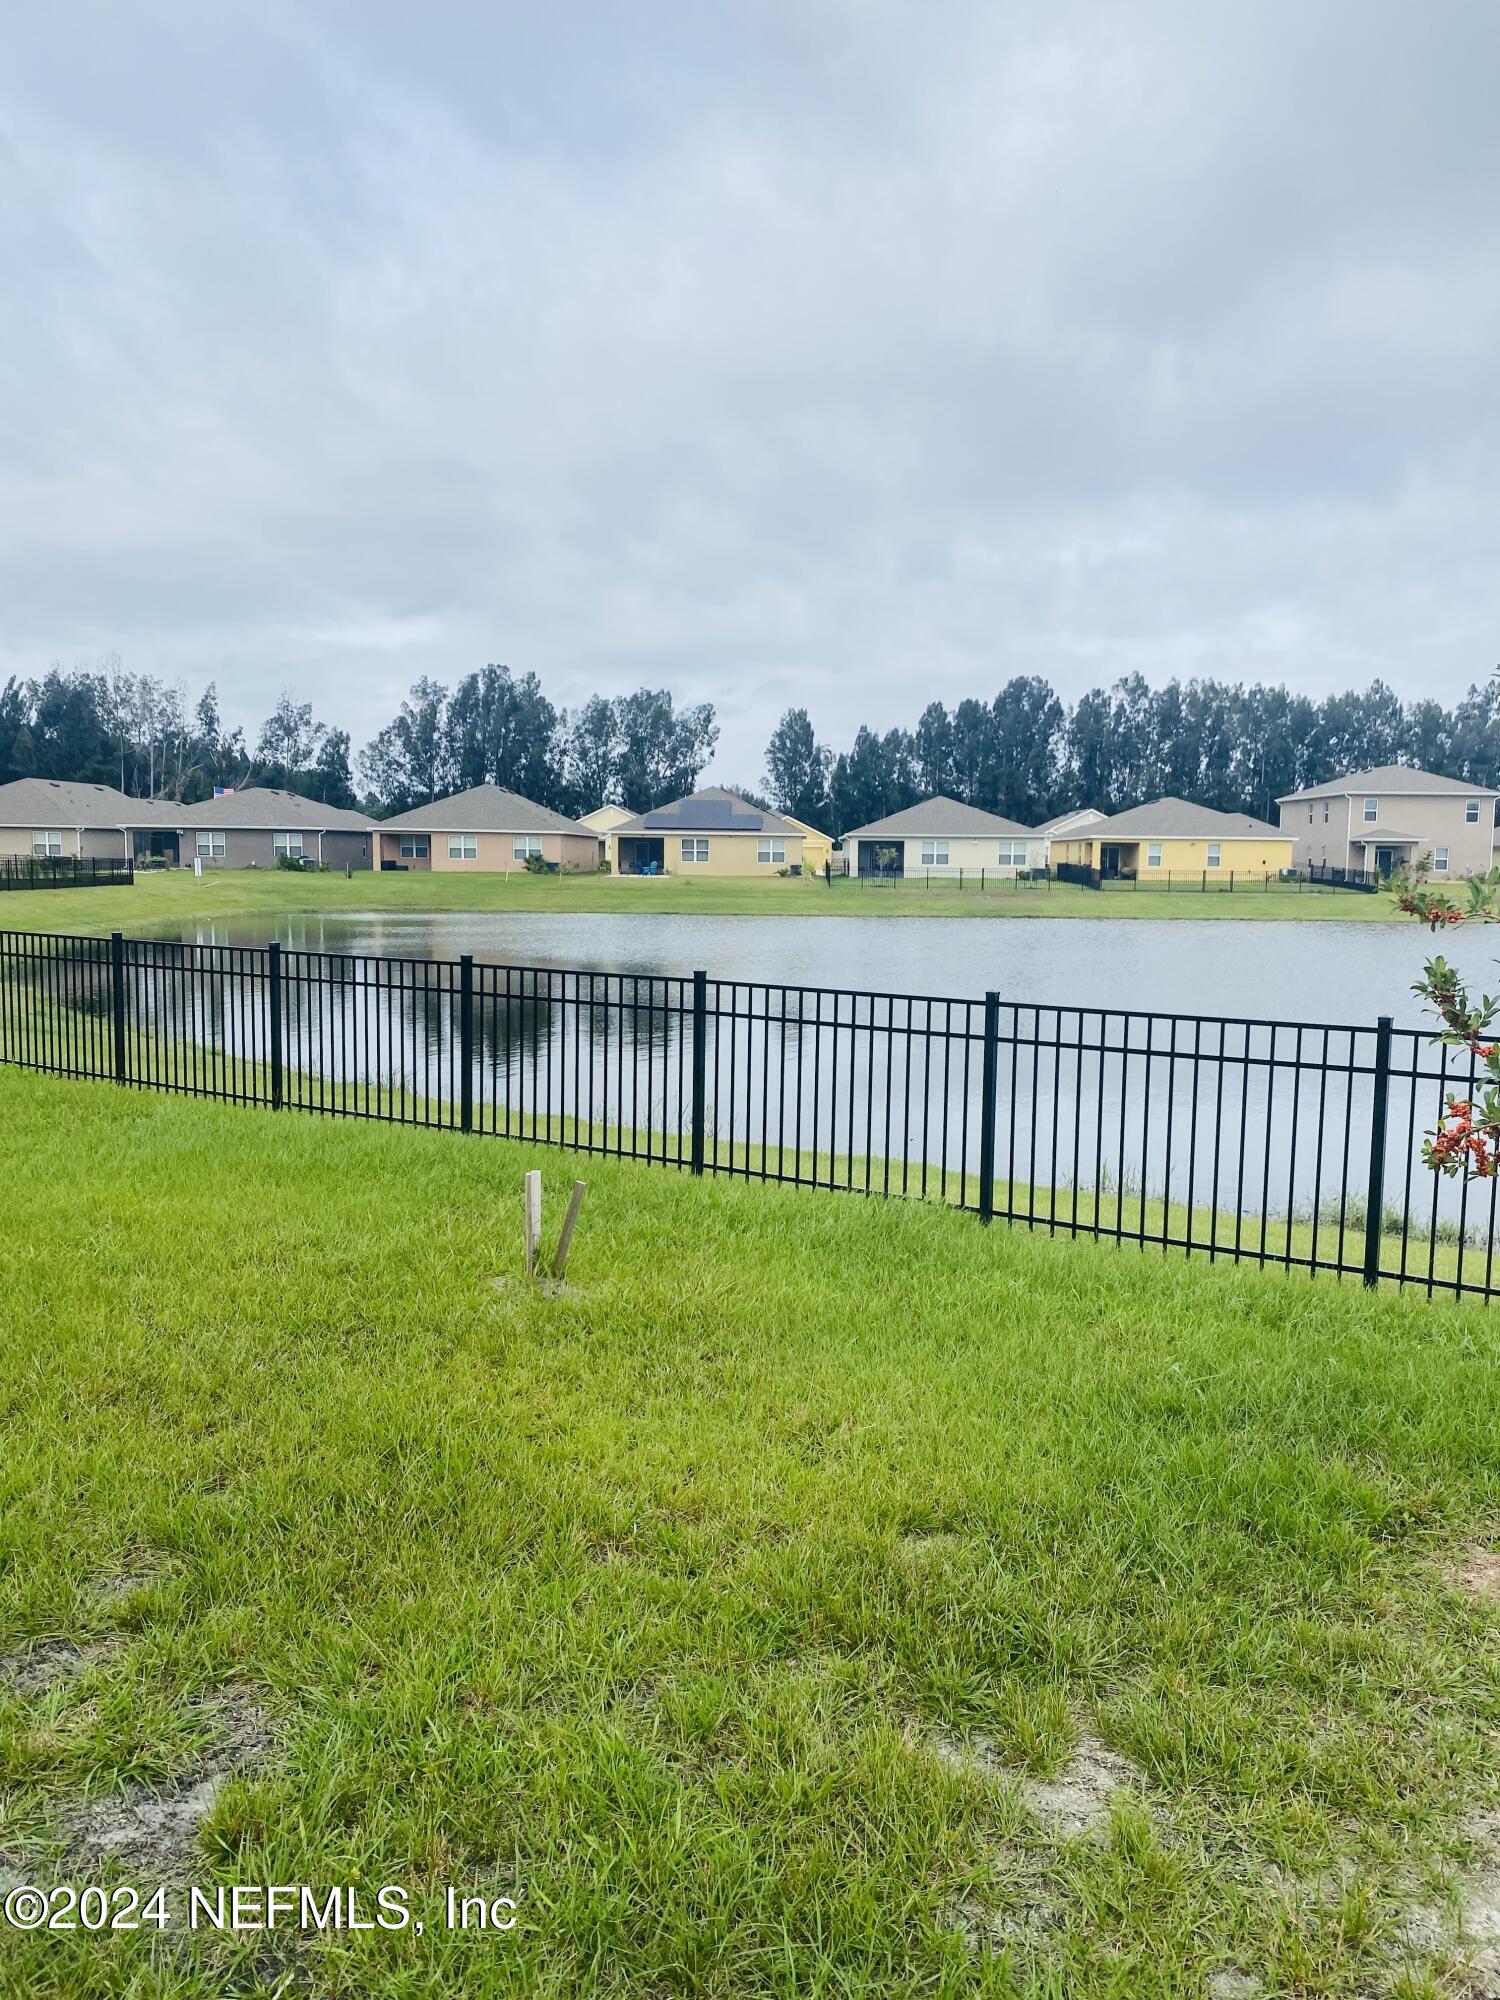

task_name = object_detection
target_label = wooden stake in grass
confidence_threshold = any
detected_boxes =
[523,1171,543,1277]
[551,1181,587,1282]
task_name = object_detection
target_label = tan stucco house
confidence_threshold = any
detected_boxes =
[841,796,1042,878]
[0,778,181,861]
[1033,806,1108,866]
[1277,766,1499,880]
[612,788,810,875]
[1053,798,1293,878]
[577,802,635,870]
[375,784,597,873]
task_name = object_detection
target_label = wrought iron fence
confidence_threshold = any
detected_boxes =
[0,856,134,891]
[0,926,1493,1300]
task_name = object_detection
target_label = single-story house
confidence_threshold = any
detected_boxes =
[611,788,810,876]
[1052,798,1293,878]
[577,802,635,870]
[375,785,598,873]
[779,812,835,877]
[840,796,1042,879]
[0,777,183,861]
[171,788,376,870]
[1032,806,1107,866]
[1276,765,1500,879]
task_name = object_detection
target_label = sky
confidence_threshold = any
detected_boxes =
[1,0,1497,785]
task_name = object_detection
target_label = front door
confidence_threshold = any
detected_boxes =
[1374,847,1399,877]
[1101,845,1122,878]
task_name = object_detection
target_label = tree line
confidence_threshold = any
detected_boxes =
[766,674,1500,830]
[3,657,1498,830]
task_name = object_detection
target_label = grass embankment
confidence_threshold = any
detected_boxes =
[4,1071,1500,1997]
[0,865,1402,936]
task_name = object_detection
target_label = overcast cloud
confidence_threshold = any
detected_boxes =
[1,1,1497,780]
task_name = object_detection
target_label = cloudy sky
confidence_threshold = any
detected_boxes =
[2,1,1497,780]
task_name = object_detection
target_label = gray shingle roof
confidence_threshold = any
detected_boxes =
[612,788,802,838]
[841,795,1035,841]
[0,777,183,828]
[174,788,375,831]
[1278,765,1499,804]
[1084,797,1284,840]
[377,785,588,835]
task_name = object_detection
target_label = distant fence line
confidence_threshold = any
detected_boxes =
[0,857,135,892]
[0,926,1491,1301]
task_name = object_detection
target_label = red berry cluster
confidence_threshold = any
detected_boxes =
[1426,1097,1497,1178]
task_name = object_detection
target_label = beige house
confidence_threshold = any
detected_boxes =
[1053,798,1293,878]
[612,788,809,876]
[1033,806,1108,867]
[841,796,1042,878]
[577,802,634,870]
[0,778,182,861]
[375,785,598,873]
[1277,766,1499,880]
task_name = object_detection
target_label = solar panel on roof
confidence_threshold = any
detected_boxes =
[642,800,762,830]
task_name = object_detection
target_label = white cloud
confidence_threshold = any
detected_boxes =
[0,0,1496,779]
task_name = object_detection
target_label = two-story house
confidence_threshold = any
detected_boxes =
[1276,766,1499,880]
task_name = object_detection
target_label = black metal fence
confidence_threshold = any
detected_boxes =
[0,856,134,891]
[1,927,1493,1301]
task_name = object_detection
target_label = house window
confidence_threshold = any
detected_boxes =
[32,830,63,856]
[680,838,709,863]
[399,836,429,859]
[1308,809,1314,825]
[1147,842,1162,867]
[1363,797,1378,823]
[273,832,303,859]
[1206,843,1221,868]
[513,836,543,861]
[757,838,786,864]
[196,831,226,858]
[996,841,1028,867]
[1323,802,1329,822]
[921,842,949,867]
[448,835,478,860]
[1467,800,1481,823]
[1435,847,1450,872]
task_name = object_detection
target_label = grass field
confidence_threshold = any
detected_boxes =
[0,864,1403,937]
[3,1069,1500,1996]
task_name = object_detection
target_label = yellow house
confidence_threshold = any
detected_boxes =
[578,802,634,870]
[612,788,816,876]
[1052,797,1294,879]
[780,812,835,877]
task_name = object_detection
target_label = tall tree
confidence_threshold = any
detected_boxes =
[612,688,718,811]
[764,708,830,825]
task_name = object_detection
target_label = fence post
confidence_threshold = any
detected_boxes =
[268,942,283,1110]
[1363,1015,1393,1288]
[110,929,127,1084]
[978,990,1000,1223]
[690,970,708,1174]
[459,954,474,1133]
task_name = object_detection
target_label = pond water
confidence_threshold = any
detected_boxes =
[134,907,1495,1032]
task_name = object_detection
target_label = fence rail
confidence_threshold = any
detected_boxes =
[0,856,134,891]
[0,927,1491,1300]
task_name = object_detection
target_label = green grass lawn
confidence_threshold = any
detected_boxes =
[0,864,1404,936]
[4,1070,1499,1998]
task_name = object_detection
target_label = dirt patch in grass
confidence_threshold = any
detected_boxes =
[0,1633,123,1695]
[1398,1809,1500,1992]
[60,1687,272,1878]
[922,1723,1144,1840]
[1022,1733,1143,1838]
[1452,1544,1500,1603]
